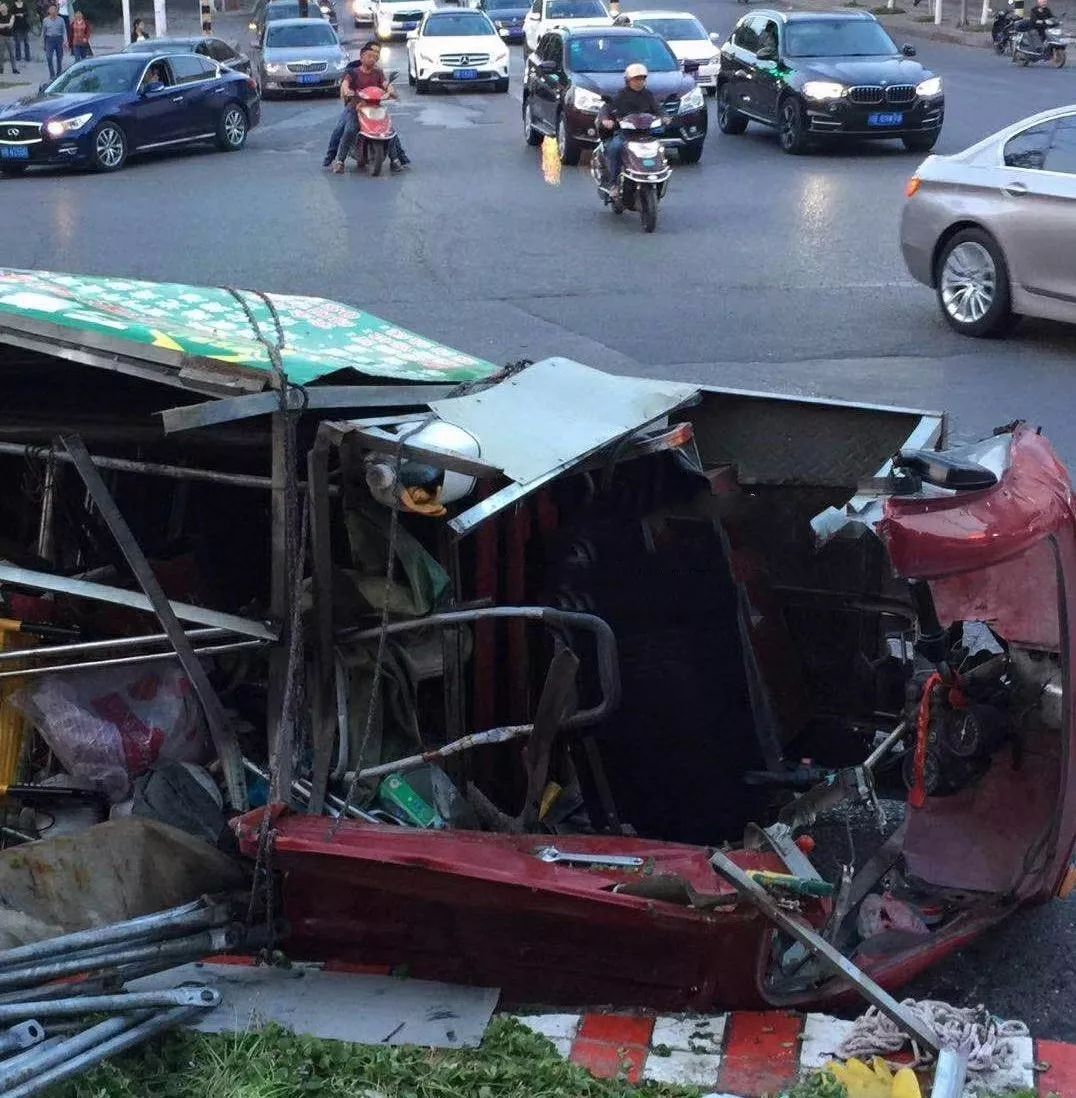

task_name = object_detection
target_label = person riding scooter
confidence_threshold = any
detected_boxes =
[1029,0,1056,44]
[329,42,410,173]
[598,63,663,194]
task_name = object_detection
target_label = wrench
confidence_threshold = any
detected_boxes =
[534,846,644,868]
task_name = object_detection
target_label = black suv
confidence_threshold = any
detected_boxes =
[522,26,708,165]
[716,10,943,154]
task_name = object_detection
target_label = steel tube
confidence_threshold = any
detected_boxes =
[0,898,216,971]
[242,759,379,823]
[930,1048,969,1098]
[865,720,908,770]
[0,1022,44,1057]
[0,641,265,681]
[0,1036,65,1083]
[0,926,239,990]
[0,987,219,1024]
[1,1005,200,1098]
[0,629,231,665]
[0,1012,150,1092]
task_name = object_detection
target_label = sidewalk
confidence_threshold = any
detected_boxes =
[513,1008,1076,1096]
[778,0,997,49]
[0,7,254,105]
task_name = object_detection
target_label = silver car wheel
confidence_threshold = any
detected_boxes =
[941,241,996,325]
[224,107,246,146]
[95,125,124,168]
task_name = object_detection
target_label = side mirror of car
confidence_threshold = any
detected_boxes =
[709,30,719,43]
[498,26,510,36]
[755,44,777,60]
[613,13,629,23]
[902,42,917,56]
[141,80,166,95]
[38,80,49,94]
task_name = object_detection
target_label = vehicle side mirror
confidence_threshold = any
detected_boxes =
[498,26,509,36]
[38,80,49,93]
[709,30,719,43]
[756,43,777,60]
[141,80,166,94]
[613,12,629,23]
[902,42,917,56]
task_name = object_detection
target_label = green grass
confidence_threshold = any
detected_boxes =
[46,1017,704,1098]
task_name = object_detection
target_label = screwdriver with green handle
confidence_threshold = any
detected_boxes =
[746,870,835,898]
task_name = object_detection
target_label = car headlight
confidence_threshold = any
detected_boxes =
[679,85,704,111]
[802,80,846,100]
[572,87,604,112]
[916,76,942,97]
[265,61,285,74]
[377,16,392,34]
[331,56,347,69]
[45,111,93,137]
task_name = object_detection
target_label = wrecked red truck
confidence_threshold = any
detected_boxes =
[0,268,1072,1014]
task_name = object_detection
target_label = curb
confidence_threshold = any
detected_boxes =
[511,1010,1076,1096]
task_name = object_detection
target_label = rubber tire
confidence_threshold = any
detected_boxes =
[706,84,716,96]
[557,112,580,166]
[522,96,542,146]
[902,131,938,153]
[408,67,416,86]
[934,228,1013,339]
[0,164,27,176]
[639,184,657,233]
[494,77,509,92]
[216,103,248,151]
[368,141,385,176]
[994,36,1006,52]
[91,121,128,172]
[416,77,430,94]
[778,96,808,155]
[679,140,703,164]
[716,83,748,134]
[1053,46,1067,67]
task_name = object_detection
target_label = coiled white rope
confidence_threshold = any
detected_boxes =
[837,1000,1030,1073]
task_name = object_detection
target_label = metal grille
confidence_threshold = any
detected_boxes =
[440,52,490,64]
[885,83,916,104]
[286,61,328,72]
[0,122,41,142]
[848,85,883,104]
[661,93,680,113]
[391,10,423,19]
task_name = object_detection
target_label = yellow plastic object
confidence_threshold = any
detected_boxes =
[0,625,36,795]
[825,1058,922,1098]
[541,136,561,186]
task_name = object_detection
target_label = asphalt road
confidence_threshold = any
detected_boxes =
[3,5,1076,1037]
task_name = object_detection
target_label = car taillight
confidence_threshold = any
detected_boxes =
[247,77,257,91]
[905,176,921,198]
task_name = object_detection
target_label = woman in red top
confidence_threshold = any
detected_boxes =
[70,9,91,60]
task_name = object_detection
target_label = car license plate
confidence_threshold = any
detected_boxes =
[453,68,479,79]
[0,146,28,160]
[401,20,417,28]
[298,73,321,84]
[868,112,903,127]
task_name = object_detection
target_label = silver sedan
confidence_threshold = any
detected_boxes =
[901,104,1076,337]
[253,17,349,95]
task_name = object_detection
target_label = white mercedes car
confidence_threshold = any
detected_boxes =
[523,0,611,55]
[614,10,720,91]
[407,8,511,91]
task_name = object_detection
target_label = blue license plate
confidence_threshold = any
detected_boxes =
[401,20,417,28]
[297,73,321,84]
[868,111,903,127]
[0,146,28,160]
[453,68,479,79]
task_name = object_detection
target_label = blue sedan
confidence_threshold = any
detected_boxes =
[0,53,261,175]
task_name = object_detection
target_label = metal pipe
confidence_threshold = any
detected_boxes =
[0,440,277,492]
[0,1036,65,1084]
[241,759,378,823]
[930,1048,969,1098]
[0,640,265,681]
[0,629,231,666]
[34,457,57,564]
[0,898,209,971]
[2,1005,201,1098]
[0,1021,45,1057]
[0,926,239,991]
[0,987,219,1024]
[865,720,908,771]
[0,1012,152,1093]
[344,725,531,785]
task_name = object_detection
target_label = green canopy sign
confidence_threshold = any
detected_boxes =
[0,268,497,386]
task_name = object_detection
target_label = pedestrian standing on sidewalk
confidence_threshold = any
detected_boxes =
[0,3,19,75]
[70,8,90,59]
[11,0,29,63]
[41,2,64,76]
[55,0,70,47]
[130,16,149,41]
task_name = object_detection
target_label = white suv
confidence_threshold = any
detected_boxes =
[407,9,511,92]
[523,0,611,54]
[374,0,437,40]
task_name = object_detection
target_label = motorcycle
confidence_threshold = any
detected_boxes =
[1011,16,1069,65]
[352,70,399,176]
[992,0,1020,52]
[590,112,672,234]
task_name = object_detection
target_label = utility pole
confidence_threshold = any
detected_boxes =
[934,0,943,24]
[153,0,167,35]
[200,0,212,33]
[121,0,130,45]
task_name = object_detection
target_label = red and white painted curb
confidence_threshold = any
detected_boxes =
[510,1010,1076,1096]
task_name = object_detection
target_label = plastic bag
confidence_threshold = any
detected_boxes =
[13,666,208,801]
[857,893,930,941]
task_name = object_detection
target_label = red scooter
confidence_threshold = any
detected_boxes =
[355,84,398,176]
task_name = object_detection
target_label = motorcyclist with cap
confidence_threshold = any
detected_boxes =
[598,62,663,194]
